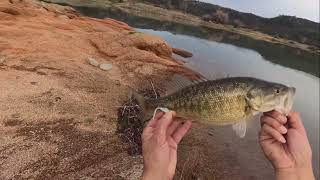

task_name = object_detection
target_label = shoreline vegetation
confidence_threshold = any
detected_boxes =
[41,0,320,55]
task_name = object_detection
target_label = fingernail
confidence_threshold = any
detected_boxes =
[163,112,172,120]
[283,117,288,123]
[280,136,286,143]
[280,126,287,134]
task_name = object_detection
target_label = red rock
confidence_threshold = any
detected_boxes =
[172,48,193,58]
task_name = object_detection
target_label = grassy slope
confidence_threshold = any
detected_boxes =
[144,0,320,48]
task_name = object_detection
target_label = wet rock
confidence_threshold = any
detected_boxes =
[87,57,99,67]
[172,48,193,58]
[99,63,113,71]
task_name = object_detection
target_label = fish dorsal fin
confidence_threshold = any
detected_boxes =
[201,72,231,81]
[164,75,207,95]
[232,120,247,138]
[164,72,231,95]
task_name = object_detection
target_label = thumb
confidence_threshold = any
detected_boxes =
[155,112,173,136]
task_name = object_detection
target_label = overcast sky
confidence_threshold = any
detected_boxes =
[200,0,319,22]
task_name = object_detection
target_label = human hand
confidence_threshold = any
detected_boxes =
[259,111,314,180]
[141,111,192,180]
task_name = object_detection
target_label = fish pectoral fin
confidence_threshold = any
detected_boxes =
[232,120,247,138]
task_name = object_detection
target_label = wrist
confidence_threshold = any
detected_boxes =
[275,166,314,180]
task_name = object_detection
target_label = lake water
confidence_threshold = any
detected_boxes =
[71,5,319,179]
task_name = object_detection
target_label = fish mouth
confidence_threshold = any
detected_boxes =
[290,87,296,95]
[275,87,296,115]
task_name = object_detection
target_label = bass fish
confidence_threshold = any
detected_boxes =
[133,77,296,138]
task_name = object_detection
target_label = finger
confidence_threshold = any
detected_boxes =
[172,111,177,118]
[146,111,164,128]
[264,111,287,124]
[155,112,173,136]
[261,116,287,134]
[261,124,286,143]
[287,111,306,134]
[167,120,182,135]
[172,120,192,143]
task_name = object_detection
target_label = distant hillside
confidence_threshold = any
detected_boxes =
[142,0,320,47]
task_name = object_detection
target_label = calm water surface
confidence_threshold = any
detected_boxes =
[72,5,319,179]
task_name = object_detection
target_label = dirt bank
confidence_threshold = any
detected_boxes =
[0,1,273,180]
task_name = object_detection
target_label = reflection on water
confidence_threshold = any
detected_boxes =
[66,4,319,179]
[74,6,320,78]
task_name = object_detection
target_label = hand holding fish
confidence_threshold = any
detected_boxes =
[259,111,315,180]
[141,111,192,180]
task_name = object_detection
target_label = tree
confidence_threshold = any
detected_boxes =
[212,9,229,24]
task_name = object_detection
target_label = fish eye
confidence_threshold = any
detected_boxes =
[274,88,280,94]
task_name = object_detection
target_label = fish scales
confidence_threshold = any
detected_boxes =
[146,78,253,125]
[136,77,296,136]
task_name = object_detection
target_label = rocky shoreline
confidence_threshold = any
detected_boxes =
[0,0,201,179]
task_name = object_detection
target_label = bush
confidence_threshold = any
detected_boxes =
[234,19,245,27]
[212,9,229,24]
